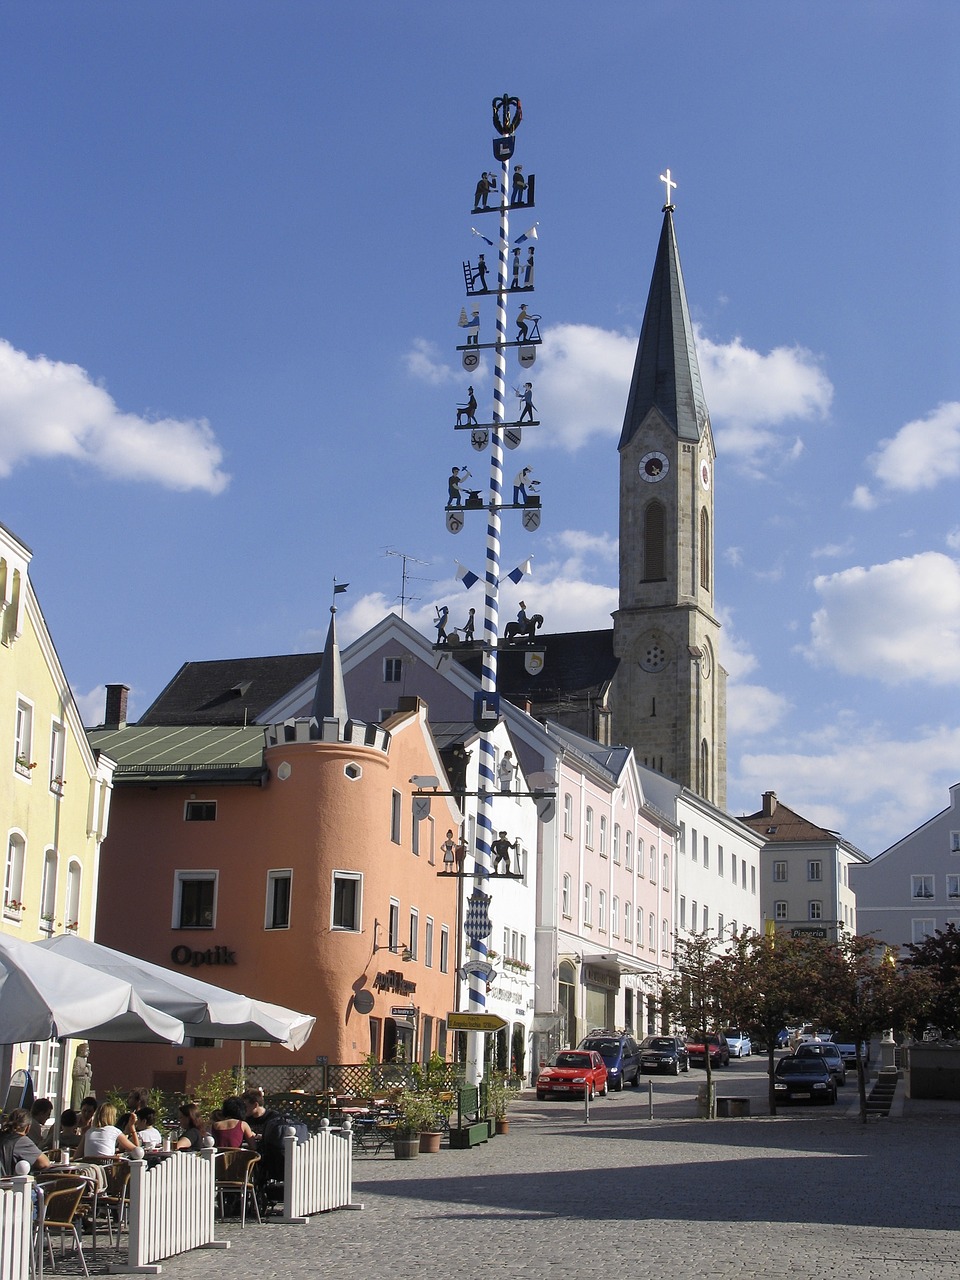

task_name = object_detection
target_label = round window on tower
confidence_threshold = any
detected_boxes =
[640,639,668,673]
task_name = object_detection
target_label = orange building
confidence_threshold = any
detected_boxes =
[88,609,460,1094]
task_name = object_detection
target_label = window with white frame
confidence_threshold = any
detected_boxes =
[597,890,606,932]
[174,871,216,929]
[440,925,450,973]
[717,912,724,940]
[702,837,709,870]
[637,905,643,942]
[64,860,81,931]
[649,845,656,882]
[331,871,361,930]
[717,845,724,876]
[774,901,787,920]
[265,869,292,929]
[599,815,607,857]
[4,833,26,916]
[612,895,620,937]
[409,909,419,960]
[741,861,747,890]
[563,794,573,838]
[808,860,822,881]
[613,824,621,864]
[583,883,592,926]
[691,901,698,930]
[702,905,709,932]
[751,865,756,894]
[627,831,634,872]
[691,829,698,863]
[585,806,594,849]
[679,896,686,929]
[731,853,737,883]
[661,918,669,952]
[14,699,34,776]
[951,831,960,853]
[39,848,58,930]
[774,860,787,882]
[383,657,403,683]
[49,721,66,791]
[912,874,934,900]
[731,919,737,936]
[679,823,686,854]
[648,912,655,950]
[625,900,632,941]
[809,901,822,921]
[947,874,960,900]
[662,851,669,887]
[562,874,571,917]
[388,899,400,951]
[912,918,935,944]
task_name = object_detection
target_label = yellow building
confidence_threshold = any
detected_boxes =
[1,519,116,1099]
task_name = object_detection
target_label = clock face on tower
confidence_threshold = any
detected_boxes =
[640,451,669,482]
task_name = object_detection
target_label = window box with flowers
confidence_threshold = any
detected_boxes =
[503,958,531,974]
[15,756,37,778]
[50,776,66,794]
[65,920,79,933]
[3,899,25,922]
[39,913,56,935]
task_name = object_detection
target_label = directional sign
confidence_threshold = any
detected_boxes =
[446,1012,508,1033]
[391,1006,417,1018]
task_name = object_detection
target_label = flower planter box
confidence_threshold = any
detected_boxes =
[394,1135,420,1159]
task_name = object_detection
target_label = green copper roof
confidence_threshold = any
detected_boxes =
[618,208,708,449]
[86,724,265,784]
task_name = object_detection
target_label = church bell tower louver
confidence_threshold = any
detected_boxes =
[611,176,726,806]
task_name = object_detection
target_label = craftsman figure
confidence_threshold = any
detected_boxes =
[516,383,535,423]
[498,750,517,793]
[492,830,518,874]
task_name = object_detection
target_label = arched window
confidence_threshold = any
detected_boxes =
[643,502,666,581]
[4,834,26,917]
[40,848,58,928]
[65,860,82,931]
[700,739,710,800]
[699,506,710,591]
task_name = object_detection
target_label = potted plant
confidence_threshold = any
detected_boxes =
[393,1089,436,1159]
[486,1072,512,1135]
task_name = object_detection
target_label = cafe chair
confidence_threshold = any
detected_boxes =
[39,1183,89,1277]
[215,1149,262,1227]
[96,1161,131,1248]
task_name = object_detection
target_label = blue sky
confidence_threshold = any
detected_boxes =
[1,2,958,854]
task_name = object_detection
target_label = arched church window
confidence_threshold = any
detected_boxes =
[699,739,710,800]
[699,507,710,591]
[643,502,666,581]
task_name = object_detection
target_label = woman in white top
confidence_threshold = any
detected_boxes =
[81,1103,141,1157]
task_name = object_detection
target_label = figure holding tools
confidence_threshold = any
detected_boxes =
[434,604,450,645]
[448,465,472,507]
[516,304,533,342]
[456,387,478,426]
[492,830,518,875]
[473,171,495,210]
[515,382,536,423]
[459,307,481,345]
[511,165,527,206]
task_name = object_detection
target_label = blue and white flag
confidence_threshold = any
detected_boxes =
[514,223,539,245]
[503,558,532,586]
[455,562,480,590]
[464,889,492,942]
[470,227,495,247]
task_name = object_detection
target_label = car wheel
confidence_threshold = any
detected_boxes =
[632,1072,641,1087]
[614,1076,623,1092]
[671,1058,680,1075]
[683,1058,690,1072]
[601,1080,608,1096]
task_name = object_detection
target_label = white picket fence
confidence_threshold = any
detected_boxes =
[0,1176,32,1280]
[109,1149,229,1275]
[275,1119,361,1224]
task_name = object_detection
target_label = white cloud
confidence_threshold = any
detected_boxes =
[533,324,637,450]
[545,528,618,578]
[804,552,960,685]
[947,527,960,551]
[867,401,960,493]
[402,338,468,387]
[811,539,854,559]
[849,484,878,511]
[0,338,228,493]
[726,683,790,736]
[731,722,960,853]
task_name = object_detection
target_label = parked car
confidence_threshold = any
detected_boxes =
[773,1055,837,1105]
[829,1031,869,1069]
[794,1041,846,1085]
[685,1032,730,1068]
[789,1024,831,1051]
[578,1031,641,1090]
[639,1035,690,1075]
[724,1028,752,1058]
[536,1050,608,1101]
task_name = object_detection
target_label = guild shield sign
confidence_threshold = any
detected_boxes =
[521,507,541,531]
[462,349,480,372]
[525,649,545,675]
[503,427,522,450]
[471,428,489,452]
[412,795,431,823]
[464,888,493,942]
[446,510,465,534]
[518,346,536,368]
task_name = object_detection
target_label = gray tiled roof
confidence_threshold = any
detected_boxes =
[133,654,324,727]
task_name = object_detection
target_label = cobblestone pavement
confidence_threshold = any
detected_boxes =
[146,1084,959,1280]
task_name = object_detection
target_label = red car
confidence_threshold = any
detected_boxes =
[685,1032,730,1068]
[536,1050,608,1100]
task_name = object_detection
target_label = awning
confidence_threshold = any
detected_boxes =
[581,953,657,978]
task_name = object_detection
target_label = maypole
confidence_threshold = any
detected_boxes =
[445,95,543,1087]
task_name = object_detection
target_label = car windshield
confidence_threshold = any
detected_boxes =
[778,1059,828,1075]
[554,1053,590,1068]
[798,1044,839,1059]
[643,1038,675,1050]
[581,1039,619,1054]
[725,1030,742,1039]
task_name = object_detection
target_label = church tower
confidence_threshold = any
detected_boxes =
[611,189,726,806]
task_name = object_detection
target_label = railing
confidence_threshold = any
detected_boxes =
[0,1176,31,1280]
[275,1120,360,1225]
[111,1150,228,1274]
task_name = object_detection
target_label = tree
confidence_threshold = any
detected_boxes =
[661,932,725,1116]
[904,924,960,1038]
[817,934,935,1122]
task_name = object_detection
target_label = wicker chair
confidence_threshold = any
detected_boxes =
[96,1160,131,1249]
[39,1183,89,1277]
[215,1149,262,1226]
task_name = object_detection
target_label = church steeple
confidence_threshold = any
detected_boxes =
[611,190,726,807]
[619,207,709,450]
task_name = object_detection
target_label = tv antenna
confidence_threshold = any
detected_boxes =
[384,548,431,619]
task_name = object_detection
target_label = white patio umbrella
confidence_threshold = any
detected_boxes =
[0,933,185,1045]
[37,934,315,1050]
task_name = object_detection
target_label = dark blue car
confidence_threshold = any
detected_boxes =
[577,1031,641,1091]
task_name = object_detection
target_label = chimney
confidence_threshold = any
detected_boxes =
[104,684,130,729]
[762,790,778,818]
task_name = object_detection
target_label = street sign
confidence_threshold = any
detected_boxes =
[391,1006,417,1017]
[446,1012,508,1033]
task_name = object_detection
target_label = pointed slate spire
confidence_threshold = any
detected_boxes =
[310,604,349,724]
[618,208,708,449]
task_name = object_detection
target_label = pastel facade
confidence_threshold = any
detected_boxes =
[1,520,116,1097]
[851,782,960,949]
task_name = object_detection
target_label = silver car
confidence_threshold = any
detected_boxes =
[724,1028,752,1058]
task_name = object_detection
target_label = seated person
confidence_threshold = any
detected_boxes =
[212,1097,256,1149]
[241,1089,280,1139]
[80,1103,141,1157]
[175,1102,208,1151]
[135,1107,163,1150]
[58,1108,84,1153]
[27,1098,54,1151]
[0,1109,51,1174]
